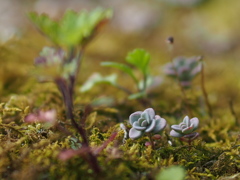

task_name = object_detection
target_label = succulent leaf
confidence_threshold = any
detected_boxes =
[128,108,166,139]
[129,111,142,125]
[129,128,143,139]
[190,117,199,130]
[183,116,190,127]
[170,130,183,138]
[171,125,182,133]
[152,117,167,133]
[145,108,155,120]
[170,116,200,141]
[133,121,147,131]
[145,119,156,133]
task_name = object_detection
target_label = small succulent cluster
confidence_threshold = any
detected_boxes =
[128,108,200,146]
[129,108,167,139]
[164,56,202,88]
[170,116,199,142]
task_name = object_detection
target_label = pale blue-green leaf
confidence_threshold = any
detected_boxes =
[129,128,143,139]
[170,130,183,138]
[152,117,167,133]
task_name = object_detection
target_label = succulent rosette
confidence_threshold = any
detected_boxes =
[129,108,167,139]
[164,56,202,88]
[170,116,199,140]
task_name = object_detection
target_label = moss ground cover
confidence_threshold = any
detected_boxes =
[0,2,240,180]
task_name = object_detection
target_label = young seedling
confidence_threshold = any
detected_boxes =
[29,8,112,174]
[81,49,161,107]
[170,116,199,149]
[129,108,167,149]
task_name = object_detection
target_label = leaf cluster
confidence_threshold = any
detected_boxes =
[28,8,112,48]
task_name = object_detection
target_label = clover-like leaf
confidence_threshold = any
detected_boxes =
[126,49,150,75]
[29,8,112,47]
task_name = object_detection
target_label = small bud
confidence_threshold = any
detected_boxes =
[166,36,174,44]
[152,134,162,140]
[145,141,152,146]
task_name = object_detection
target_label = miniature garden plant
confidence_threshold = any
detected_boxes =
[164,56,202,89]
[28,8,112,174]
[129,108,167,148]
[165,37,212,117]
[81,48,159,107]
[170,116,199,146]
[164,55,212,117]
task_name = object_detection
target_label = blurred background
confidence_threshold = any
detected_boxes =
[1,0,240,111]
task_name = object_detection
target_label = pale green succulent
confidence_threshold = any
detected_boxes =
[170,116,199,141]
[129,108,167,139]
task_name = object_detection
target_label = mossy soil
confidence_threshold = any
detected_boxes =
[0,28,240,180]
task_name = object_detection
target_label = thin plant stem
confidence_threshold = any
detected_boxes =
[55,78,101,174]
[229,99,239,126]
[55,78,88,145]
[200,59,212,117]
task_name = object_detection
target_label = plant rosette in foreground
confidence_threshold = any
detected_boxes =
[170,116,199,141]
[129,108,167,139]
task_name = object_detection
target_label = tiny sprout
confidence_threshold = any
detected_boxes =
[129,108,167,140]
[170,116,199,144]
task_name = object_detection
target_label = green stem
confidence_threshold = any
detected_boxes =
[200,60,212,117]
[229,99,239,126]
[170,62,193,117]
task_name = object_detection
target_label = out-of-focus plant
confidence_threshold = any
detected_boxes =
[81,49,161,107]
[170,116,199,147]
[165,37,212,117]
[129,108,167,148]
[29,8,112,174]
[165,55,212,117]
[156,165,186,180]
[164,56,202,89]
[160,0,206,7]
